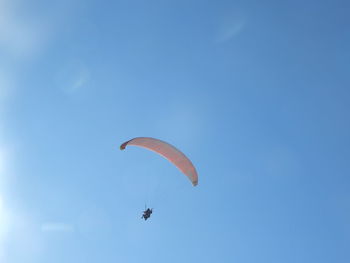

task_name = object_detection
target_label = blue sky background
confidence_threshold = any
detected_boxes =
[0,0,349,262]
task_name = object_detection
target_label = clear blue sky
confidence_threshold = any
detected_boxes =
[0,0,349,262]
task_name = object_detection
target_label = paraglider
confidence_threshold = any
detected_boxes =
[120,137,198,221]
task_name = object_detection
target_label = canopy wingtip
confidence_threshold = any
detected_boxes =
[120,140,130,150]
[119,144,126,150]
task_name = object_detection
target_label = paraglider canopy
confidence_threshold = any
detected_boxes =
[120,137,198,186]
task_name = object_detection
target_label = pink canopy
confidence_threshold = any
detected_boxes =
[120,137,198,186]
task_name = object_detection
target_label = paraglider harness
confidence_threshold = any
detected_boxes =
[142,208,153,220]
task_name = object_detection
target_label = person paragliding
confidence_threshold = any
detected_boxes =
[142,208,153,220]
[120,137,198,220]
